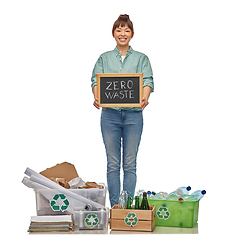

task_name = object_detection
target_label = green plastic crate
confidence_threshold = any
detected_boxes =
[148,199,199,228]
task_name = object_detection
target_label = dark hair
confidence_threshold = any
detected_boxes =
[112,14,134,37]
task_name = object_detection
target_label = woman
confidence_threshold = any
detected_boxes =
[91,14,154,207]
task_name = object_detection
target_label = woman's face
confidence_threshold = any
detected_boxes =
[113,25,133,47]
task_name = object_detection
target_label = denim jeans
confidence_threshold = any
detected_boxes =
[101,108,143,207]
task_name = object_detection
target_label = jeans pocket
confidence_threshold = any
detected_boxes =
[102,108,109,111]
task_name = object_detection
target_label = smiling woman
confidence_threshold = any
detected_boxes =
[90,14,154,208]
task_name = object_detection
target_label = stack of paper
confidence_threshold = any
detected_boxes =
[28,215,73,232]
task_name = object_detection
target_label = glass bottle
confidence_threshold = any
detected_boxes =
[141,192,149,210]
[134,196,140,209]
[126,196,132,209]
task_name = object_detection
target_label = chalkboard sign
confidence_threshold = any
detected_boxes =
[97,73,143,107]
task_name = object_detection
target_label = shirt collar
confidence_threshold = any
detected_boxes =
[114,46,133,57]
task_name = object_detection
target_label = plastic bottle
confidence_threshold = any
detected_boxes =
[184,190,206,201]
[166,186,191,200]
[154,192,169,200]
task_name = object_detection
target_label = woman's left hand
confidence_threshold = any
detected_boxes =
[141,86,151,110]
[141,96,149,110]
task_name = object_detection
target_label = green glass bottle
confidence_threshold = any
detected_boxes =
[141,192,149,210]
[126,196,132,209]
[134,196,140,209]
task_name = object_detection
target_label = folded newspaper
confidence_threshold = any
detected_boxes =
[28,215,73,232]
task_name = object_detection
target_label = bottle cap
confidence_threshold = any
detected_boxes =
[162,192,168,198]
[201,190,206,195]
[186,186,191,191]
[176,189,183,196]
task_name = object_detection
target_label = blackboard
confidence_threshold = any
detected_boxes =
[97,73,143,107]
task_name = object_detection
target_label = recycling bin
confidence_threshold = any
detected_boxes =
[148,199,199,228]
[110,205,156,232]
[35,183,107,216]
[73,207,109,231]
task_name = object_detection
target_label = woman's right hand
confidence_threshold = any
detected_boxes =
[93,86,100,109]
[93,97,100,109]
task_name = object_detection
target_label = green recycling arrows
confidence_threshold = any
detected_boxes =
[50,193,70,212]
[84,213,99,228]
[157,206,170,220]
[124,212,138,227]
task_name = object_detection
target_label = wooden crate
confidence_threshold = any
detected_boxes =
[110,205,156,232]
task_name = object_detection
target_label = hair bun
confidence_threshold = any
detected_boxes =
[118,14,129,21]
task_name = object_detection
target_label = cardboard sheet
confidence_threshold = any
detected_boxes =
[40,162,79,182]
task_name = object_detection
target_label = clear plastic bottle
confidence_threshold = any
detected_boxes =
[166,186,191,200]
[184,190,206,201]
[153,192,169,200]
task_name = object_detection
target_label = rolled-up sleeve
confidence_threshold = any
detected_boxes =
[91,55,104,90]
[142,55,154,92]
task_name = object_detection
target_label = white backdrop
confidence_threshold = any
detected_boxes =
[1,0,239,239]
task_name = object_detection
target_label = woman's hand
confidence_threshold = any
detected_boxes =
[93,86,100,109]
[141,86,151,110]
[93,97,100,109]
[141,96,149,110]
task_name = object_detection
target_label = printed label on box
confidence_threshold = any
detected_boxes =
[84,213,99,228]
[50,193,69,212]
[124,212,138,227]
[157,206,171,220]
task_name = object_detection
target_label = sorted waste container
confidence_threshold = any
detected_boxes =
[23,165,109,232]
[33,184,109,231]
[74,208,109,230]
[148,199,199,228]
[35,183,107,216]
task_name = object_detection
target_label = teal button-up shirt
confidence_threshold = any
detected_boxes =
[91,46,154,111]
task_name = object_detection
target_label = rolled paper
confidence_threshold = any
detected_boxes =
[25,167,51,181]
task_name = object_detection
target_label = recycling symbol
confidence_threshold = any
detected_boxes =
[84,213,99,228]
[157,206,170,220]
[50,194,69,212]
[124,212,138,227]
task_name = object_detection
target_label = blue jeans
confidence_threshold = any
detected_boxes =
[101,108,143,207]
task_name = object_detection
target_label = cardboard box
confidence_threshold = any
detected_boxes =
[110,205,156,232]
[40,162,79,182]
